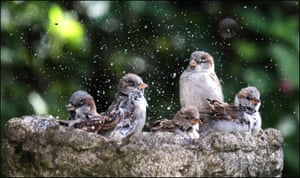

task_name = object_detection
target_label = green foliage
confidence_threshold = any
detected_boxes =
[1,1,299,177]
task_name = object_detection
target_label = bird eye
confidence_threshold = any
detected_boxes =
[200,55,206,60]
[79,99,85,105]
[251,99,259,105]
[126,80,135,86]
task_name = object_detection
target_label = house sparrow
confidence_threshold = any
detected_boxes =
[58,90,118,133]
[58,90,98,127]
[179,51,224,114]
[105,73,148,145]
[199,98,250,136]
[234,86,262,135]
[199,86,262,136]
[65,90,97,121]
[151,106,202,140]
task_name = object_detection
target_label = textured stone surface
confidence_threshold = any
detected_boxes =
[1,115,283,177]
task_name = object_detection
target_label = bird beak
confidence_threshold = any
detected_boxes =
[65,103,76,111]
[191,118,200,124]
[137,83,148,89]
[189,60,197,67]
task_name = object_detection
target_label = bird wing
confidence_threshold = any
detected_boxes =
[151,119,176,132]
[100,93,137,134]
[72,113,117,133]
[205,98,242,120]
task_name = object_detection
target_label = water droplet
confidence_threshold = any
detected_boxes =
[170,73,176,79]
[218,17,239,39]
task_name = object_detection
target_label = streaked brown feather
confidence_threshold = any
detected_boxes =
[202,98,245,120]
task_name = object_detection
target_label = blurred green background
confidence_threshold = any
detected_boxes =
[1,1,299,177]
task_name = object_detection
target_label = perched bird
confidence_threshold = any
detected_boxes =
[59,73,148,142]
[58,90,118,133]
[58,90,98,127]
[234,86,262,135]
[105,73,148,145]
[199,98,250,135]
[65,90,97,121]
[179,51,224,115]
[199,86,262,136]
[151,106,202,140]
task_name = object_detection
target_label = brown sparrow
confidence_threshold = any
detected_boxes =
[58,90,118,133]
[234,86,262,135]
[179,51,224,114]
[151,106,202,139]
[105,73,148,145]
[65,90,97,121]
[58,90,98,127]
[199,98,250,135]
[200,86,262,136]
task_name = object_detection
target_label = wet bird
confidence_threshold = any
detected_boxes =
[179,51,224,115]
[105,73,148,145]
[234,86,262,135]
[199,98,249,135]
[59,73,148,141]
[64,90,96,121]
[58,90,117,133]
[151,106,202,140]
[199,86,262,136]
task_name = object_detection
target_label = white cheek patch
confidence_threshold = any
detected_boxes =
[255,102,261,111]
[193,123,199,131]
[189,124,200,139]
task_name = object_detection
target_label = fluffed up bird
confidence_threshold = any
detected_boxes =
[58,90,99,127]
[58,90,118,133]
[199,86,262,136]
[65,90,97,121]
[151,106,202,140]
[105,73,148,145]
[179,51,224,115]
[234,86,262,135]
